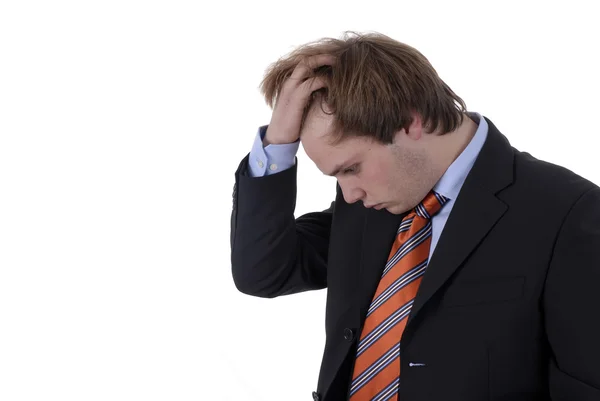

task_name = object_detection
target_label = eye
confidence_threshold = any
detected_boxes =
[343,164,359,175]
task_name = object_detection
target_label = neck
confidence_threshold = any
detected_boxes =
[430,114,478,179]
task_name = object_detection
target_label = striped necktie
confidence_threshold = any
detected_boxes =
[349,190,449,401]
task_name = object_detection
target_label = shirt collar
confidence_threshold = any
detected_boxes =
[433,112,488,201]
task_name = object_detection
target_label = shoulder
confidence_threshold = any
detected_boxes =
[512,148,598,208]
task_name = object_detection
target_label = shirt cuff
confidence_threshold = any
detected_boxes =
[247,125,299,177]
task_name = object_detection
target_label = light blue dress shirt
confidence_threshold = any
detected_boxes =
[248,125,300,177]
[247,113,489,260]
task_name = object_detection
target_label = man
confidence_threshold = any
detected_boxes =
[230,32,600,400]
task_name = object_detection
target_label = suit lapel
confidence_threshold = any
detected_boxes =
[406,117,514,329]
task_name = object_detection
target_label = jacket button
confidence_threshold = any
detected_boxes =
[343,328,355,342]
[312,391,320,401]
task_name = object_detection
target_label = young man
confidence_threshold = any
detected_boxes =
[230,32,600,400]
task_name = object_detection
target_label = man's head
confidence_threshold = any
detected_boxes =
[260,32,471,214]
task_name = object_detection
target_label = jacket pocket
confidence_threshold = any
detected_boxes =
[441,276,525,307]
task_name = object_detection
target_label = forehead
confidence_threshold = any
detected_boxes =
[300,105,375,172]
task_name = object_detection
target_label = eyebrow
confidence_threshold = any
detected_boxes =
[324,162,351,177]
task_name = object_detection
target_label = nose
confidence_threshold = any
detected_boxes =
[341,185,365,204]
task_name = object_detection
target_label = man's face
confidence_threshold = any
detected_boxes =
[301,105,436,215]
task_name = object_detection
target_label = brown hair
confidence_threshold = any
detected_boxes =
[259,31,467,145]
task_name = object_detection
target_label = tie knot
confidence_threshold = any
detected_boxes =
[414,190,448,219]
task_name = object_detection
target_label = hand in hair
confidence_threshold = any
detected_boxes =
[264,54,336,146]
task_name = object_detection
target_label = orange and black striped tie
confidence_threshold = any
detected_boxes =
[349,190,448,401]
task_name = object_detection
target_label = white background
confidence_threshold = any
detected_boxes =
[1,0,599,400]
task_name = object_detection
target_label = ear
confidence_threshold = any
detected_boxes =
[405,111,424,140]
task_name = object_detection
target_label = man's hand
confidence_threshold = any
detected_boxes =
[264,54,336,146]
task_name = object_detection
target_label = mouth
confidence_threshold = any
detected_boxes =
[365,203,385,210]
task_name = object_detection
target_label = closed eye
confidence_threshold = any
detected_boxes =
[325,162,361,177]
[342,165,359,175]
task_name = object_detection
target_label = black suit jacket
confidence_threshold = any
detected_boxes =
[230,116,600,400]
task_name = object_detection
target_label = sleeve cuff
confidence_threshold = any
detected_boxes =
[248,125,299,177]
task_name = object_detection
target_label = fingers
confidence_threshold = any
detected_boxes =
[290,54,336,81]
[299,76,327,97]
[266,55,334,144]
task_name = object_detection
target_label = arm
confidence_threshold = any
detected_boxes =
[230,125,333,298]
[544,186,600,399]
[230,54,337,298]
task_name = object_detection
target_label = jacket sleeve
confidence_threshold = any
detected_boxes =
[230,154,332,298]
[544,186,600,399]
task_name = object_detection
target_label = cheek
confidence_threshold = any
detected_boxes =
[357,170,384,195]
[365,162,390,186]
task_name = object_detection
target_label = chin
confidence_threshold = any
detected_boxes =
[384,204,399,214]
[386,204,409,215]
